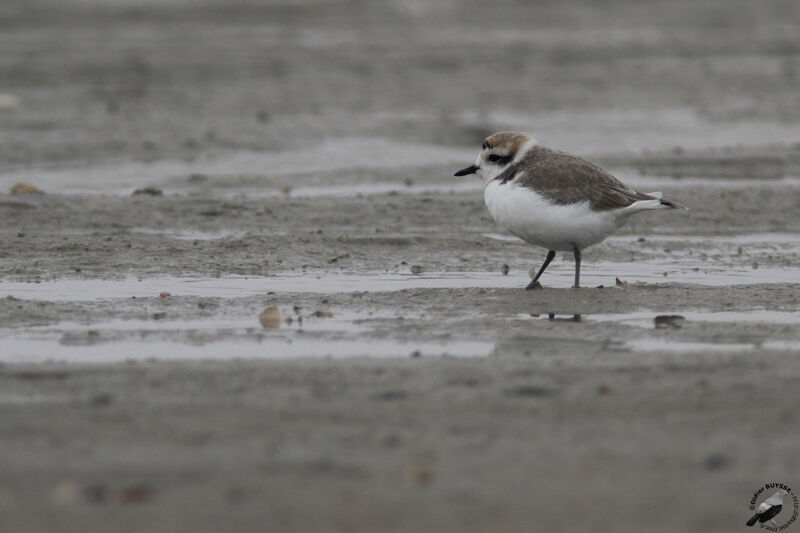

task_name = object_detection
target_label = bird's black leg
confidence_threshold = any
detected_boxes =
[525,250,556,290]
[572,245,581,288]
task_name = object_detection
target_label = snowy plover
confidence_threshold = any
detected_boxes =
[455,131,686,289]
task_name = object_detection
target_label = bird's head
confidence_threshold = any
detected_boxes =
[454,131,536,186]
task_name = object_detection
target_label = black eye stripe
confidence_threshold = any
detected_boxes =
[487,154,512,165]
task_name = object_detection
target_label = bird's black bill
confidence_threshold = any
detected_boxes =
[454,164,479,176]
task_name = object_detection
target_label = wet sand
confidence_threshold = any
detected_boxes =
[2,0,800,531]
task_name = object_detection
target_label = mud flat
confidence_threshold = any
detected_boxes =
[2,0,800,531]
[2,180,800,533]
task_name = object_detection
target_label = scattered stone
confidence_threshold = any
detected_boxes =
[152,312,167,320]
[132,187,163,196]
[410,265,423,275]
[10,183,41,195]
[259,305,281,328]
[654,315,685,329]
[311,310,333,318]
[596,384,612,396]
[500,264,510,275]
[256,110,270,123]
[410,350,421,358]
[188,173,208,183]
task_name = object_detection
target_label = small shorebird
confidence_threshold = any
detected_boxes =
[455,131,686,288]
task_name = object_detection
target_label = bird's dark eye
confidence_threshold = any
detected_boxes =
[487,154,501,163]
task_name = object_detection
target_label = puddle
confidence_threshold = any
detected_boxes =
[2,261,797,303]
[0,337,492,364]
[583,310,800,328]
[624,339,757,353]
[0,138,475,196]
[0,308,492,363]
[624,338,800,353]
[2,127,799,198]
[609,233,800,246]
[487,232,800,249]
[16,310,393,335]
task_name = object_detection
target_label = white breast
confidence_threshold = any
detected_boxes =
[483,180,618,252]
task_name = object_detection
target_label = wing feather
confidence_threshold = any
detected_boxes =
[510,147,656,211]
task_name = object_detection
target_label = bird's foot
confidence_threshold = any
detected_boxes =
[525,281,543,290]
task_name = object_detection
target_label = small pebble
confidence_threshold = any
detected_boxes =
[132,187,163,196]
[10,183,41,195]
[259,305,281,328]
[410,265,423,275]
[500,264,510,275]
[654,315,685,329]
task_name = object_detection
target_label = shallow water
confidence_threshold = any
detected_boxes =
[0,337,493,364]
[1,259,795,303]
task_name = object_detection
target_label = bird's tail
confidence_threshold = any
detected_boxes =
[645,191,688,210]
[746,514,759,526]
